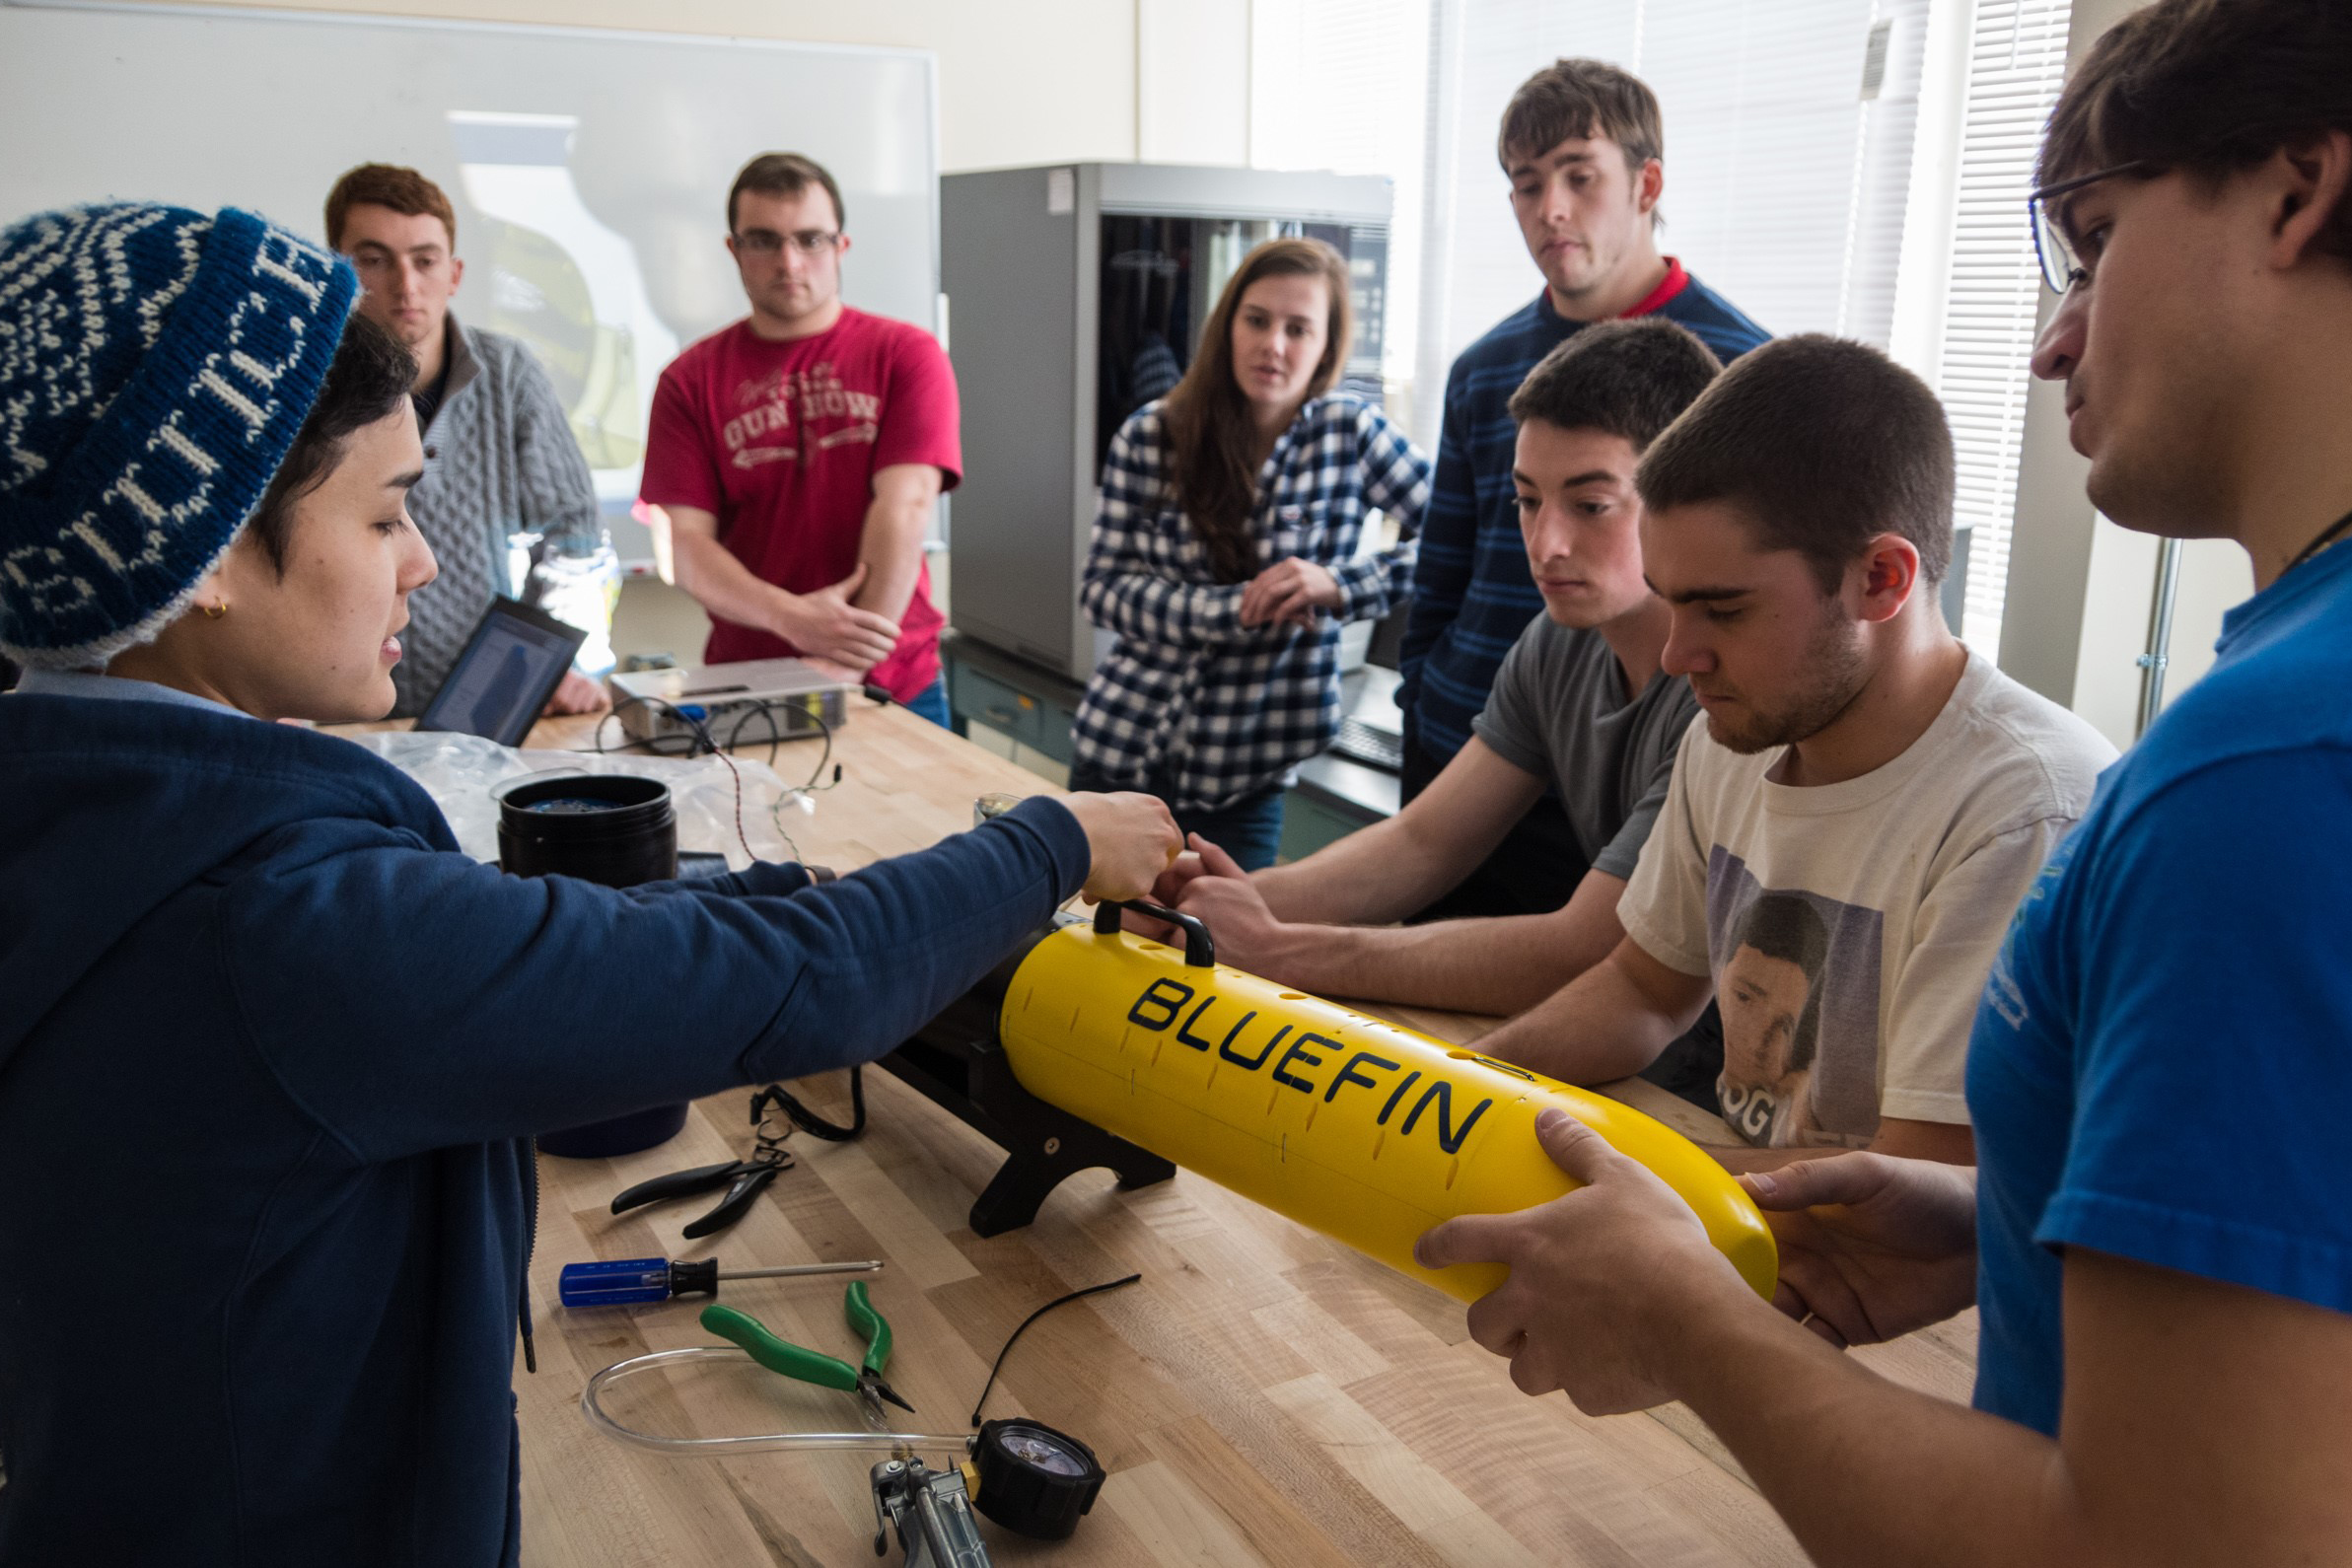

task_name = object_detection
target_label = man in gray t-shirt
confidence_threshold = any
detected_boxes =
[1152,320,1720,1018]
[1475,616,1696,885]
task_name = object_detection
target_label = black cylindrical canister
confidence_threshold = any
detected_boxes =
[498,774,688,1158]
[498,774,677,888]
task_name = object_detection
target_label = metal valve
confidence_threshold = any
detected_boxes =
[871,1456,991,1567]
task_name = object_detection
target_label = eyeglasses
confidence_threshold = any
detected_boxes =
[2029,160,2157,294]
[732,229,842,257]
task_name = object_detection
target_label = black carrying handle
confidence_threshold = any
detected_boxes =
[1093,898,1216,968]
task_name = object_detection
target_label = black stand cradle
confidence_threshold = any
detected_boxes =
[874,926,1176,1237]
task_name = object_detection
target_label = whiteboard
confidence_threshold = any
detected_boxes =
[0,0,940,553]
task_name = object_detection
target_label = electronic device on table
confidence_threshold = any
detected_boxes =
[1329,713,1404,773]
[607,657,851,749]
[413,596,586,747]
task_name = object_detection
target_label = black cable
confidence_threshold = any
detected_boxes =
[593,694,756,864]
[588,691,846,868]
[725,698,837,792]
[755,1066,867,1143]
[724,701,786,769]
[594,691,717,758]
[2284,506,2352,576]
[968,1273,1143,1427]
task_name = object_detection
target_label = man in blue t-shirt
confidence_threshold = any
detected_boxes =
[1411,4,2352,1562]
[1397,57,1767,919]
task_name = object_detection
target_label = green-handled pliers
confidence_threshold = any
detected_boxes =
[700,1281,915,1419]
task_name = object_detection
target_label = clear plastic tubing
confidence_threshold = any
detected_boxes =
[583,1347,973,1456]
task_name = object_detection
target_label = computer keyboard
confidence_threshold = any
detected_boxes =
[1329,716,1404,773]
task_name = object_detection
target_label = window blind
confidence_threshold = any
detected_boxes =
[1932,0,2073,654]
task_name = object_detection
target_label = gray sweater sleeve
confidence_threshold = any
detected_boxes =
[503,342,601,551]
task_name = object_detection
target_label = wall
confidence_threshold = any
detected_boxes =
[2061,531,2250,747]
[99,0,1226,175]
[1995,0,2253,748]
[1141,0,1251,166]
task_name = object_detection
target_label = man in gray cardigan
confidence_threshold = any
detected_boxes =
[325,164,610,718]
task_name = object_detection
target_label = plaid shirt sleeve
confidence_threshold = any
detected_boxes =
[1079,410,1248,649]
[1327,403,1430,623]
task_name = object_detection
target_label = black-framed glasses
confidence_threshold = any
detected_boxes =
[732,228,842,257]
[2029,160,2158,294]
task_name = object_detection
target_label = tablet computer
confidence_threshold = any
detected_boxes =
[414,596,588,747]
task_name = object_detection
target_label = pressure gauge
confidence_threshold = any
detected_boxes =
[970,1419,1105,1540]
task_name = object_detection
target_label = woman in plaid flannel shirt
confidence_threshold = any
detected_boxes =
[1070,239,1431,869]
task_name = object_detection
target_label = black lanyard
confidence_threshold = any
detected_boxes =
[2283,507,2352,576]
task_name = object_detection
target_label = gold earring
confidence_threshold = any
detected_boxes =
[201,602,228,619]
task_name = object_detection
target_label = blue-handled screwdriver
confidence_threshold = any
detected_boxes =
[559,1255,884,1308]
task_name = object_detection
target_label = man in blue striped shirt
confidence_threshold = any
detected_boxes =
[1399,58,1767,919]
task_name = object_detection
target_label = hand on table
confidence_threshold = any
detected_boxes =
[778,562,899,671]
[1058,791,1184,903]
[1414,1108,1754,1415]
[541,669,611,717]
[1738,1153,1979,1349]
[1239,558,1342,630]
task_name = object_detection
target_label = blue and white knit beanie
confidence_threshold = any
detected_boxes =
[0,202,359,670]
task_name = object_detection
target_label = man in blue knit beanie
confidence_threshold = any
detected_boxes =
[0,202,358,668]
[0,201,1179,1566]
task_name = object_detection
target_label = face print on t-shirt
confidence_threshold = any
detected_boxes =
[1707,851,1887,1148]
[1718,893,1828,1144]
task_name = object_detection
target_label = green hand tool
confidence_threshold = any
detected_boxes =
[700,1281,916,1420]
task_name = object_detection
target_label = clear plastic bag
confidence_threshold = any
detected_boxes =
[345,730,803,869]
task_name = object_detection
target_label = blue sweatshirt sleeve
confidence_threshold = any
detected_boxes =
[216,796,1091,1162]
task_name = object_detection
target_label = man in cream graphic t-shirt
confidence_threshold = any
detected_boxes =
[1475,337,2113,1166]
[1622,653,2109,1156]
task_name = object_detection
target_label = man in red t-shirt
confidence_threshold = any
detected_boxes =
[640,153,960,722]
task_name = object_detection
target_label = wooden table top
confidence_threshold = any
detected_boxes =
[476,698,1975,1567]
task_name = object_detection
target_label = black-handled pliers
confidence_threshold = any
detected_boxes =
[609,1086,798,1239]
